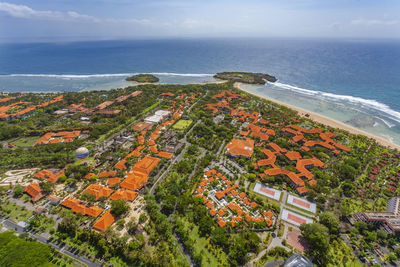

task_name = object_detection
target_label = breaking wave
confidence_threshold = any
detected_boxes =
[271,81,400,124]
[1,72,214,79]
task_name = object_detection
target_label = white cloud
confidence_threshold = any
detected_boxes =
[0,2,155,26]
[0,2,63,19]
[66,11,100,23]
[351,18,399,26]
[0,2,99,22]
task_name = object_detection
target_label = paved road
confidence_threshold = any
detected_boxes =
[149,120,200,195]
[0,215,102,267]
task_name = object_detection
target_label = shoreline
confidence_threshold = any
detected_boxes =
[233,82,400,150]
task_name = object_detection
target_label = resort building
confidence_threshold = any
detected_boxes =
[93,210,115,231]
[120,155,160,191]
[61,198,103,217]
[35,130,84,145]
[24,182,44,202]
[34,169,65,183]
[110,189,138,201]
[195,169,276,228]
[82,184,114,200]
[352,197,400,234]
[226,138,254,158]
[144,110,171,124]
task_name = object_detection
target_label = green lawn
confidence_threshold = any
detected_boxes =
[173,119,193,130]
[0,200,33,222]
[177,216,228,267]
[72,157,96,167]
[7,136,39,147]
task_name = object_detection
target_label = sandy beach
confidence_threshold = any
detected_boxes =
[233,82,400,150]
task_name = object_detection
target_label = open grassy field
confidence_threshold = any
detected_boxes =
[7,136,39,147]
[173,119,193,130]
[0,200,33,221]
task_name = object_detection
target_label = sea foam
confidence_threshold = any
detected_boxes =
[271,82,400,124]
[1,72,214,79]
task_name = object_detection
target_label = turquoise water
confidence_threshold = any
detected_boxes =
[240,82,400,145]
[0,38,399,144]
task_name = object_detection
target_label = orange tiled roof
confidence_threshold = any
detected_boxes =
[160,92,175,97]
[215,191,225,199]
[150,145,158,153]
[296,186,308,194]
[61,198,103,217]
[227,202,243,216]
[264,168,305,187]
[107,177,121,187]
[93,210,115,231]
[226,138,254,158]
[115,145,145,170]
[157,151,173,159]
[24,183,44,202]
[120,156,160,191]
[82,184,113,200]
[286,151,302,161]
[35,131,81,145]
[218,219,226,227]
[110,189,138,201]
[85,173,96,180]
[99,171,117,178]
[34,169,64,183]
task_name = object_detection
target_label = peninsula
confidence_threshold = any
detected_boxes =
[214,71,277,84]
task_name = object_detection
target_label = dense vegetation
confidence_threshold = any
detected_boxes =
[125,74,159,83]
[214,72,277,84]
[0,231,71,267]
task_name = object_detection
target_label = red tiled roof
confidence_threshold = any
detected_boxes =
[160,92,175,97]
[157,151,173,159]
[99,171,117,178]
[61,198,103,217]
[107,177,121,187]
[34,169,64,183]
[24,183,44,202]
[149,145,158,153]
[82,184,113,200]
[226,138,254,158]
[120,156,160,191]
[110,189,138,201]
[93,210,115,231]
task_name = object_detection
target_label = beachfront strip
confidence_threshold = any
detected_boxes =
[208,90,349,196]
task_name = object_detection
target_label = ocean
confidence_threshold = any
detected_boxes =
[0,38,400,144]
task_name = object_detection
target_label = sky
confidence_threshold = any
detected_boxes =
[0,0,399,42]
